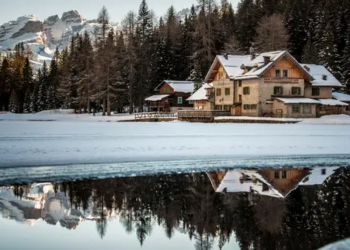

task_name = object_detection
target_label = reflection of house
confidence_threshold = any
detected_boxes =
[188,51,347,118]
[207,167,339,199]
[145,80,194,112]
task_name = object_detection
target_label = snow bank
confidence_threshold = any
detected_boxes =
[0,111,135,122]
[301,115,350,125]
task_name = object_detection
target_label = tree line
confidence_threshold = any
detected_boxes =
[1,0,350,115]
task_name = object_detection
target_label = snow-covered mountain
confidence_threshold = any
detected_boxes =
[0,10,118,69]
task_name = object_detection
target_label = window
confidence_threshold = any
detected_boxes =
[274,86,283,95]
[178,97,183,104]
[321,169,326,175]
[251,104,257,110]
[239,95,242,102]
[303,105,311,114]
[225,88,230,96]
[292,105,300,113]
[216,88,222,96]
[282,171,287,179]
[276,69,281,77]
[243,104,251,110]
[312,87,320,96]
[189,100,193,105]
[243,87,250,95]
[274,171,280,179]
[239,81,242,87]
[292,87,301,95]
[283,70,288,77]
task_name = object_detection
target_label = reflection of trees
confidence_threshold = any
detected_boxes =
[24,167,348,249]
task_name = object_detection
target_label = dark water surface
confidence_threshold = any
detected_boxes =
[1,166,350,250]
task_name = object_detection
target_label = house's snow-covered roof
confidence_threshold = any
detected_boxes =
[301,64,343,87]
[332,92,350,102]
[300,167,339,186]
[145,95,170,101]
[276,98,321,104]
[318,99,349,106]
[235,51,286,79]
[187,83,213,101]
[216,55,252,79]
[154,80,194,93]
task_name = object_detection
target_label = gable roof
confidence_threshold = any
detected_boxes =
[154,80,194,93]
[205,51,316,83]
[300,64,343,87]
[333,92,350,102]
[235,51,314,81]
[187,83,213,101]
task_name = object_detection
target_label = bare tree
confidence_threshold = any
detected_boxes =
[254,14,288,52]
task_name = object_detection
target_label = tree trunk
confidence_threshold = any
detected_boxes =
[107,60,111,116]
[102,98,106,116]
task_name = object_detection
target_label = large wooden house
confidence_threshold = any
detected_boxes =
[145,80,194,112]
[188,51,348,118]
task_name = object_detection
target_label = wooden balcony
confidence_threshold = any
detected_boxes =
[264,78,301,84]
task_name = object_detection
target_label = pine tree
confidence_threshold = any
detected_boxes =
[301,38,318,64]
[342,27,350,94]
[9,89,19,113]
[36,64,49,112]
[135,0,154,111]
[235,0,259,53]
[0,58,11,111]
[23,86,31,113]
[188,58,203,91]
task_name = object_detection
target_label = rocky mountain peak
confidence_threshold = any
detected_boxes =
[61,10,83,25]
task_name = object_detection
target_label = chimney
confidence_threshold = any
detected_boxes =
[223,53,229,60]
[322,75,328,81]
[263,56,271,65]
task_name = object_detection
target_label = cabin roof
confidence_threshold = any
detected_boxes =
[187,83,213,101]
[154,80,194,93]
[300,64,343,87]
[276,98,321,104]
[333,92,350,102]
[145,94,170,101]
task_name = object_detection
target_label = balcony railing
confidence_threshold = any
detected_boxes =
[264,78,301,84]
[178,110,231,118]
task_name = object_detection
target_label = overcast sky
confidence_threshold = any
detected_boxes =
[0,0,239,25]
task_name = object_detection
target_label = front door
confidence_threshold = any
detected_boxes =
[235,105,242,116]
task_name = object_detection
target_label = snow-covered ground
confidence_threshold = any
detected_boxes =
[0,117,350,184]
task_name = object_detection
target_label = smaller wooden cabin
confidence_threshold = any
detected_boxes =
[145,80,194,112]
[186,83,215,110]
[332,92,350,115]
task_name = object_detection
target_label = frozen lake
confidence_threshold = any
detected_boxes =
[0,121,350,184]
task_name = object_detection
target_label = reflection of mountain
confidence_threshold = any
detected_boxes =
[207,167,339,198]
[0,183,84,229]
[0,166,349,250]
